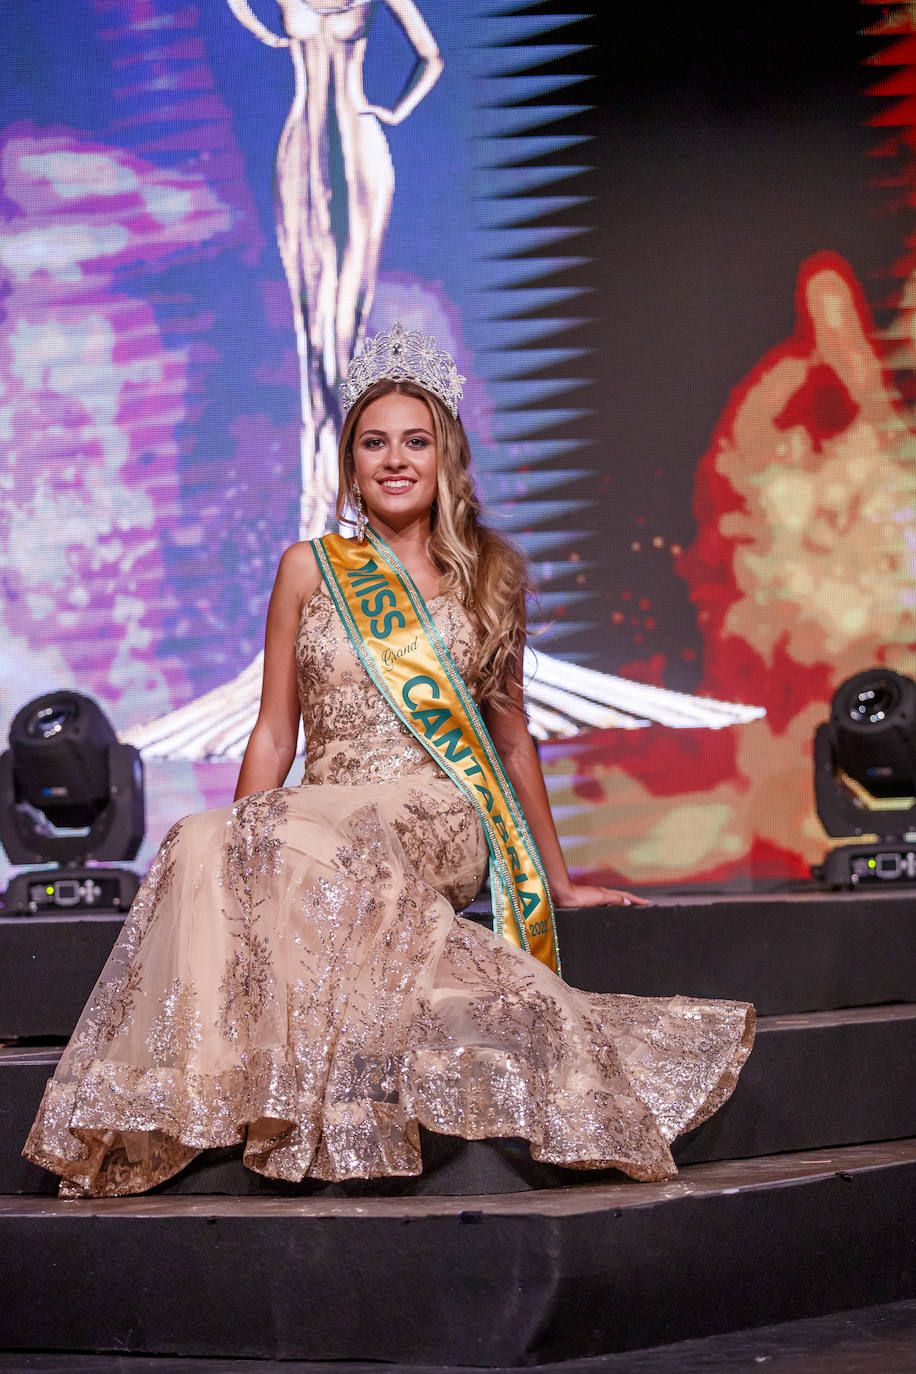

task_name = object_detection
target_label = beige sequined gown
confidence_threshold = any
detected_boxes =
[24,587,755,1196]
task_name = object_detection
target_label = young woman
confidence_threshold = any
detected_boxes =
[24,324,754,1196]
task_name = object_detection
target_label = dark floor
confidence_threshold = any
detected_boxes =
[1,1299,915,1373]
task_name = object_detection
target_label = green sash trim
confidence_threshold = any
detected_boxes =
[311,529,561,975]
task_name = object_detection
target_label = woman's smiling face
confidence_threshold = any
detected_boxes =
[351,391,438,532]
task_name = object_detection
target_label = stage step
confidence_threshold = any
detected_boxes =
[554,889,916,1015]
[5,1004,915,1197]
[3,888,916,1040]
[1,1140,913,1364]
[4,890,913,1365]
[0,912,124,1039]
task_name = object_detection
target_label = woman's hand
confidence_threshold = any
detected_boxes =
[359,104,403,126]
[551,881,649,909]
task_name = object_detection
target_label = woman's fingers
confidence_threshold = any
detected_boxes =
[558,884,649,908]
[601,887,650,907]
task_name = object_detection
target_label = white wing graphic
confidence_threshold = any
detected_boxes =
[121,648,764,761]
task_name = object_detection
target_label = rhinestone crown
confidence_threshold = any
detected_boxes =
[340,321,466,417]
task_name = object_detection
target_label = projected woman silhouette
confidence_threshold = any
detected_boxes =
[227,0,443,538]
[122,4,765,762]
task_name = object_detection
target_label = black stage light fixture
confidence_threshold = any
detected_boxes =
[813,668,916,888]
[0,691,145,913]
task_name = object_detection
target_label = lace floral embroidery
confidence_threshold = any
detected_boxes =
[215,789,288,1043]
[220,789,288,917]
[218,935,275,1043]
[146,978,204,1065]
[335,805,394,891]
[297,585,483,787]
[71,961,143,1060]
[393,787,478,906]
[130,818,184,942]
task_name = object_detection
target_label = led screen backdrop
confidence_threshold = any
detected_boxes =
[0,0,911,892]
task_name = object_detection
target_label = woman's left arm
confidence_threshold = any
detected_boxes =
[484,671,648,909]
[361,0,443,125]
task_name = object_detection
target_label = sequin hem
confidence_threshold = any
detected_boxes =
[24,993,754,1195]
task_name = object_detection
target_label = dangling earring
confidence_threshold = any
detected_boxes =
[352,478,368,543]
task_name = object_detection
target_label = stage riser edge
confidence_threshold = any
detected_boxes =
[1,1159,913,1364]
[3,892,916,1038]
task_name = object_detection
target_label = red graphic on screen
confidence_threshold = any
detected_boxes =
[539,5,916,888]
[546,247,916,886]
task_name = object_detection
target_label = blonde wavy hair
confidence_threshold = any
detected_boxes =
[337,379,529,711]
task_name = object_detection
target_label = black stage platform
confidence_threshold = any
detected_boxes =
[1,889,914,1364]
[1,1142,914,1364]
[3,888,914,1040]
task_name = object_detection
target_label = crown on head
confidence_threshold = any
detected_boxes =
[340,321,466,418]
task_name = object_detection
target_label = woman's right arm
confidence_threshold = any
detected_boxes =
[234,542,320,800]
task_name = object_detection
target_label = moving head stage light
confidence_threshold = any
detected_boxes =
[0,691,144,913]
[814,668,916,888]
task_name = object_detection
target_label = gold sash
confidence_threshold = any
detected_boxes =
[312,530,561,974]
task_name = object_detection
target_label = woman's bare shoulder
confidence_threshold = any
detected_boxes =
[275,539,321,606]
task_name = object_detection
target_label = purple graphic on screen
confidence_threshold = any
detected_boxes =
[0,124,242,728]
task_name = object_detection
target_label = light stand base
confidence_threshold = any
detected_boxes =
[3,866,140,915]
[813,841,916,890]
